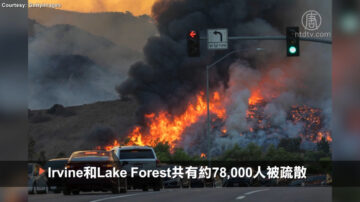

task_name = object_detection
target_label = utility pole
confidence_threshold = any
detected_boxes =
[206,65,211,164]
[205,49,263,163]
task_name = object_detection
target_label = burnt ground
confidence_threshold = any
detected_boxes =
[28,99,138,160]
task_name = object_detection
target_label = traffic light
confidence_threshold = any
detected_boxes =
[286,27,300,57]
[187,30,200,57]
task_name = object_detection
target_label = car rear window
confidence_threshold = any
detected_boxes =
[120,149,154,159]
[70,156,110,162]
[70,151,112,162]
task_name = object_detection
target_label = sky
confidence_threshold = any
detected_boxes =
[28,0,156,16]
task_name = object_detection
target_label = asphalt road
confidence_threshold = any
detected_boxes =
[28,187,331,202]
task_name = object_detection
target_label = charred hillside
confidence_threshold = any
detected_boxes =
[28,99,137,160]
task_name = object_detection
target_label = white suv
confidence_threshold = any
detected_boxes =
[111,146,161,191]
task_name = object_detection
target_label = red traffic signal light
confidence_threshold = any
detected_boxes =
[187,30,200,57]
[189,30,197,38]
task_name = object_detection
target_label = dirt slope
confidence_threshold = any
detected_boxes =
[29,99,138,159]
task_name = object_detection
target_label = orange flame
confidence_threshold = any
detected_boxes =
[200,153,207,158]
[98,70,332,151]
[98,140,120,151]
[316,131,333,142]
[248,89,264,105]
[126,91,226,150]
[289,105,332,143]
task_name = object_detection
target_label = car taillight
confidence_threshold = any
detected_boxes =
[156,159,160,166]
[103,163,113,168]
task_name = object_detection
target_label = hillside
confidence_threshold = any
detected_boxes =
[28,8,157,51]
[28,99,138,159]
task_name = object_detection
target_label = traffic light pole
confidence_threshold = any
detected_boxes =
[200,36,332,44]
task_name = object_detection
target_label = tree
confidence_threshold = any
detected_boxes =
[317,137,330,155]
[219,144,244,161]
[278,138,302,153]
[265,145,302,161]
[243,143,262,160]
[219,143,262,161]
[154,142,171,162]
[171,148,192,161]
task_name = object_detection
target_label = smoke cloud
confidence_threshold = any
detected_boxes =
[82,126,117,150]
[28,8,159,109]
[118,0,331,153]
[29,8,158,51]
[29,18,144,109]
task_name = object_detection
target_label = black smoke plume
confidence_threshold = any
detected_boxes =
[117,0,297,118]
[117,0,331,153]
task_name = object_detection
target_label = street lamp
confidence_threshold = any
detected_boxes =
[205,48,264,163]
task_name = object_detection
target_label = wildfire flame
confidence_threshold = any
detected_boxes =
[200,153,207,158]
[317,131,333,142]
[248,89,264,105]
[289,105,332,143]
[98,87,332,151]
[245,87,332,143]
[126,91,226,150]
[97,140,120,151]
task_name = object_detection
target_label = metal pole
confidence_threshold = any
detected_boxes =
[206,65,211,164]
[228,36,286,41]
[299,37,332,44]
[200,35,332,44]
[207,50,239,69]
[205,48,263,165]
[206,50,239,161]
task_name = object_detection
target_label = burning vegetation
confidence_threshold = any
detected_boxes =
[99,87,332,152]
[126,91,226,150]
[96,0,332,157]
[245,99,332,143]
[289,105,332,142]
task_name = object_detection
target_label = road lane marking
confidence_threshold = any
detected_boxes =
[244,188,270,195]
[89,193,155,202]
[236,195,246,200]
[236,188,270,200]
